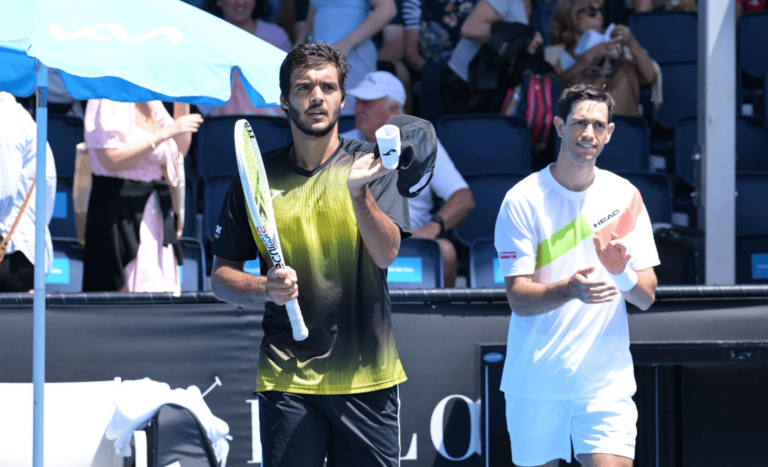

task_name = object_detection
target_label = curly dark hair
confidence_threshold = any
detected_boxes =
[559,83,615,122]
[206,0,271,21]
[279,43,349,103]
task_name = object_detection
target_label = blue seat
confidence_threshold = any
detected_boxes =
[48,114,83,178]
[387,238,444,289]
[197,115,292,180]
[203,175,233,246]
[454,174,525,247]
[179,237,206,291]
[49,177,78,238]
[629,12,698,65]
[738,12,768,116]
[555,115,650,173]
[621,172,673,224]
[738,12,768,79]
[183,176,197,238]
[47,237,84,293]
[469,237,505,288]
[655,62,698,129]
[736,235,768,284]
[337,115,356,134]
[437,115,532,177]
[737,172,768,237]
[421,59,447,125]
[675,116,768,186]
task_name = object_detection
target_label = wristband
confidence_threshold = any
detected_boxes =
[608,267,638,292]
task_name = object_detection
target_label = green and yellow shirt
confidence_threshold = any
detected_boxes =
[212,137,411,395]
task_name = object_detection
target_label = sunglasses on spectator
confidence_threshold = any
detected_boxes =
[578,6,602,17]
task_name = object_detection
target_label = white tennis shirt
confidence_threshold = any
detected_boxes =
[494,164,659,399]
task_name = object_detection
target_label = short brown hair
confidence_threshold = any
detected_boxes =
[550,0,604,48]
[559,83,615,122]
[279,43,349,102]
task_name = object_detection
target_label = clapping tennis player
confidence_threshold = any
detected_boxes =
[495,84,659,467]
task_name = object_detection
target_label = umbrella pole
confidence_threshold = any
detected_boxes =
[33,61,48,467]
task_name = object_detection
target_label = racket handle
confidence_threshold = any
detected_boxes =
[286,299,309,341]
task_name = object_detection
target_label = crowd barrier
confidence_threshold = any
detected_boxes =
[1,286,767,466]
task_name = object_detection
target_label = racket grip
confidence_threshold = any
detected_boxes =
[286,299,309,341]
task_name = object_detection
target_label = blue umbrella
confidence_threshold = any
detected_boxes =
[0,0,286,464]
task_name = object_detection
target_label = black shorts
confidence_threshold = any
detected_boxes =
[257,386,400,467]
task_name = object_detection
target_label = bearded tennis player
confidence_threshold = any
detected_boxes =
[494,84,659,467]
[210,43,436,466]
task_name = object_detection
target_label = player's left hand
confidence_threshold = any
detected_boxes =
[593,232,631,275]
[347,152,392,195]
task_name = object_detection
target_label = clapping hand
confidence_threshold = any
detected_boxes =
[593,232,631,275]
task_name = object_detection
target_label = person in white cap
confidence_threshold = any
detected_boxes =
[341,71,475,287]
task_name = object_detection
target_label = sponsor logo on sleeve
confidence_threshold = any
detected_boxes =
[500,251,516,259]
[214,225,222,239]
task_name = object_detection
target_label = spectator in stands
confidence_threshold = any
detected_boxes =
[340,71,475,287]
[0,92,57,293]
[202,0,293,117]
[376,1,414,114]
[304,0,397,115]
[82,100,202,293]
[545,0,660,116]
[441,0,544,114]
[403,0,480,72]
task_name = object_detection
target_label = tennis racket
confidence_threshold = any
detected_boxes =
[234,119,309,341]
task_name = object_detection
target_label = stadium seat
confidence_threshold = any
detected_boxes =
[48,114,84,178]
[629,11,698,65]
[736,235,768,284]
[555,115,651,173]
[736,172,768,237]
[197,115,292,180]
[469,237,504,288]
[675,116,768,186]
[202,175,233,246]
[738,11,768,79]
[179,237,206,291]
[183,176,197,238]
[421,59,447,125]
[337,115,356,134]
[621,172,673,224]
[454,174,525,247]
[387,238,444,289]
[47,237,85,293]
[737,12,768,116]
[655,62,698,129]
[437,115,532,177]
[49,177,78,238]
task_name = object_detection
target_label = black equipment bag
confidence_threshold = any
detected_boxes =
[144,403,220,467]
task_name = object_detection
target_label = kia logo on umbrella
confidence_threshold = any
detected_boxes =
[49,23,184,43]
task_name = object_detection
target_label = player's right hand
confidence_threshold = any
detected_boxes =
[567,266,618,304]
[266,266,299,306]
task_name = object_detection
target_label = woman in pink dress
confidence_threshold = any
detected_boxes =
[204,0,293,117]
[82,100,202,292]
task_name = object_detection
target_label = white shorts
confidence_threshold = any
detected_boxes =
[505,392,637,466]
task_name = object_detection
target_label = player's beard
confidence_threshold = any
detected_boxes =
[288,100,341,138]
